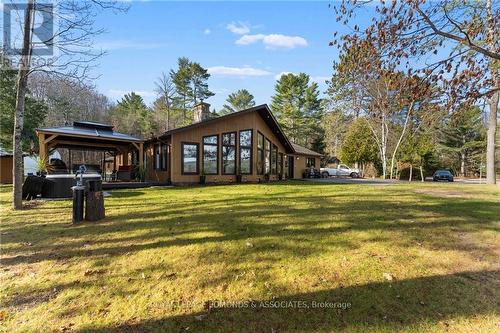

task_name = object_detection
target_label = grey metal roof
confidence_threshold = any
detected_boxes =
[37,121,143,142]
[291,143,322,157]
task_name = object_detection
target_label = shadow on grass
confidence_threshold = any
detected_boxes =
[1,190,499,266]
[78,269,500,332]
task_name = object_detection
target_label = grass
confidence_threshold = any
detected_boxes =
[0,181,499,332]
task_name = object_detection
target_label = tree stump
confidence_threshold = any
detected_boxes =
[85,191,105,221]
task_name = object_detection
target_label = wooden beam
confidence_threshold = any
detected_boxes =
[49,139,124,150]
[43,134,58,144]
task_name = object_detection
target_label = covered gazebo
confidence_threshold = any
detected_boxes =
[36,121,144,182]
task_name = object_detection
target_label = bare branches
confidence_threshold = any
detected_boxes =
[415,5,500,60]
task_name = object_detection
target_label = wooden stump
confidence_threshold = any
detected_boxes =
[85,191,105,221]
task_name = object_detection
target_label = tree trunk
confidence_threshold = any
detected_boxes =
[409,164,413,182]
[486,92,498,184]
[390,103,413,180]
[13,1,34,210]
[486,0,498,185]
[460,150,466,177]
[420,165,424,182]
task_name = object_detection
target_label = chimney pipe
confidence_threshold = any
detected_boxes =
[193,101,211,123]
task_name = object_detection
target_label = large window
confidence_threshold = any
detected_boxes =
[306,157,316,168]
[278,152,283,176]
[264,138,271,174]
[154,143,167,170]
[257,132,264,175]
[222,132,236,174]
[181,142,199,174]
[203,135,218,175]
[271,144,278,175]
[239,130,252,174]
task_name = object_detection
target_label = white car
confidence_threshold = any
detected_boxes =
[320,164,360,178]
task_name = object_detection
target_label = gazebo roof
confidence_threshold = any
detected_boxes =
[37,121,142,143]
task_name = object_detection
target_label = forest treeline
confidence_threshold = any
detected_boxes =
[0,55,492,179]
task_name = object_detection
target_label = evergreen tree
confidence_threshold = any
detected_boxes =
[439,106,486,176]
[0,62,47,151]
[220,89,256,115]
[271,73,323,148]
[169,57,214,122]
[189,62,214,104]
[339,118,378,166]
[111,92,155,138]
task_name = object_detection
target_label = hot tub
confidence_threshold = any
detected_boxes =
[42,173,102,198]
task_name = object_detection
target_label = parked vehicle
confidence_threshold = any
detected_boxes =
[433,170,454,182]
[320,164,360,178]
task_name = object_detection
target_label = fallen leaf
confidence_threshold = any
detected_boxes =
[383,273,394,281]
[194,314,206,321]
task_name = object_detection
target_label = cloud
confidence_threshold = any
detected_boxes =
[310,76,330,83]
[226,21,251,35]
[208,66,272,77]
[95,40,163,51]
[236,34,308,49]
[203,28,211,35]
[107,89,156,100]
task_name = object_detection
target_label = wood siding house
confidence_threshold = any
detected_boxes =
[144,103,321,185]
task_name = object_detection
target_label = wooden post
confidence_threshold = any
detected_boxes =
[68,148,72,173]
[139,143,144,168]
[38,133,47,161]
[122,147,129,165]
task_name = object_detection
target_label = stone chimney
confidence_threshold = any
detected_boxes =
[193,101,211,123]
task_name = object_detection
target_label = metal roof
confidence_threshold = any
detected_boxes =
[291,143,322,157]
[37,121,143,143]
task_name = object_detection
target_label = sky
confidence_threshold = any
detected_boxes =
[88,0,362,110]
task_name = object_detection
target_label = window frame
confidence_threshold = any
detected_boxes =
[271,144,278,175]
[181,142,200,175]
[278,152,284,176]
[202,134,219,175]
[257,131,265,175]
[238,129,253,175]
[222,131,237,175]
[306,157,316,168]
[264,138,271,174]
[154,143,167,171]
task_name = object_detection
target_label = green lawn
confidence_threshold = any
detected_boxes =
[0,182,499,332]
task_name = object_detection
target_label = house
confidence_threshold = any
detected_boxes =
[144,103,321,185]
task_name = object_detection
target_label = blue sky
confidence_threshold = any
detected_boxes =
[91,1,360,110]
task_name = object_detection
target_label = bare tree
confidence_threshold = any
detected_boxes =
[334,0,499,183]
[7,0,127,209]
[154,72,176,131]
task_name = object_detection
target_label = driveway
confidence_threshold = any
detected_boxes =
[302,177,397,185]
[302,177,494,185]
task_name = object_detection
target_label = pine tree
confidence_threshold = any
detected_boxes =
[0,61,47,151]
[112,92,155,138]
[439,106,486,177]
[220,89,256,115]
[271,73,323,148]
